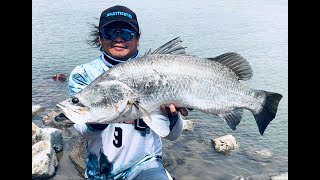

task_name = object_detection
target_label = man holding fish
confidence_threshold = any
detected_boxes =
[67,5,187,180]
[59,4,282,180]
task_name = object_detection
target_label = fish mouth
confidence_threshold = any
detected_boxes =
[56,103,75,120]
[56,102,90,125]
[56,99,125,125]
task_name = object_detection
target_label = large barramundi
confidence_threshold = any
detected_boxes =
[56,38,282,137]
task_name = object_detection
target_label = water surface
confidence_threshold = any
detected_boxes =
[32,0,288,179]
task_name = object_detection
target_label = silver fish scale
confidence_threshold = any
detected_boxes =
[57,52,282,135]
[101,54,262,114]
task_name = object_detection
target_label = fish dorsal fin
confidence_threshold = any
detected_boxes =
[207,52,253,80]
[218,108,243,130]
[144,37,186,55]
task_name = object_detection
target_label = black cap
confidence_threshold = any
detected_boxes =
[99,5,139,33]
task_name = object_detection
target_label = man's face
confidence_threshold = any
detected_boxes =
[100,22,139,60]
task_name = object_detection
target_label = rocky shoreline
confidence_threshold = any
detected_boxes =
[32,105,288,180]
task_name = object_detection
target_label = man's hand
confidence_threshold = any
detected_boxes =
[160,104,189,116]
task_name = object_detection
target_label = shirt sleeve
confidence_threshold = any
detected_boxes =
[163,113,183,141]
[68,65,92,96]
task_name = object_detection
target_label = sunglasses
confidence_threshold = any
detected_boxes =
[100,28,136,41]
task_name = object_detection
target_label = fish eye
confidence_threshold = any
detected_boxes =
[72,97,79,104]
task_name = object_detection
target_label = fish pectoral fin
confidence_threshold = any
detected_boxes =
[145,111,171,137]
[133,102,152,123]
[134,106,171,137]
[218,108,243,130]
[118,100,134,117]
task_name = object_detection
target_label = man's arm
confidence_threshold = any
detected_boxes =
[161,104,188,141]
[164,113,184,141]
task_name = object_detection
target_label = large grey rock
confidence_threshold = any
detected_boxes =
[69,137,87,173]
[32,140,58,179]
[32,123,42,146]
[32,105,45,119]
[255,148,273,158]
[271,172,288,180]
[32,123,63,152]
[245,147,273,163]
[182,120,195,131]
[40,128,63,152]
[42,110,74,129]
[212,134,239,154]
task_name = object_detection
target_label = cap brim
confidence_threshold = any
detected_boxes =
[100,20,139,33]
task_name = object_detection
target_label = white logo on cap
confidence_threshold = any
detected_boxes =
[106,11,133,19]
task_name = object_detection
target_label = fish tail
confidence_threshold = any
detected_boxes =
[253,91,283,135]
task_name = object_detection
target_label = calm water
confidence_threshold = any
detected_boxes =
[32,0,288,179]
